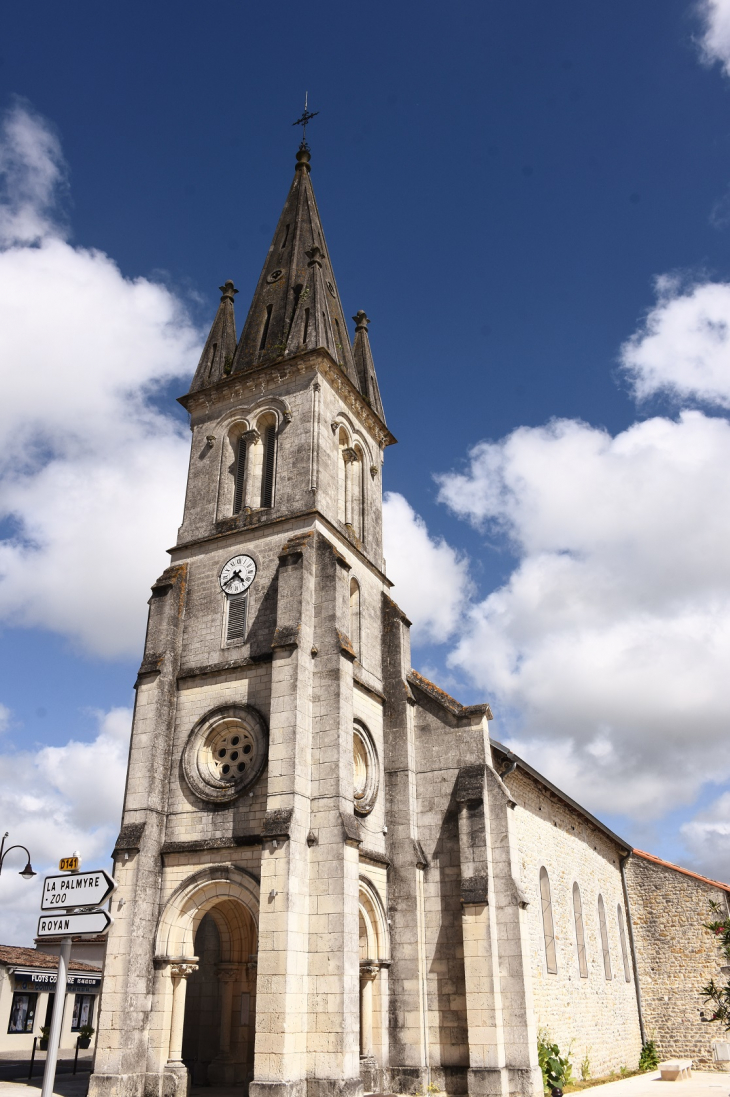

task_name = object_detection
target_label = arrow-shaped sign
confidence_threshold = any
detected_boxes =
[41,869,116,912]
[37,910,113,938]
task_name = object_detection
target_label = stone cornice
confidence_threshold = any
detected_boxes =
[178,348,397,450]
[170,509,394,589]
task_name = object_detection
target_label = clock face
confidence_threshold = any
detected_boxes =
[219,554,257,596]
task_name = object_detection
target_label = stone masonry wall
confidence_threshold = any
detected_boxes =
[505,765,642,1079]
[624,853,730,1070]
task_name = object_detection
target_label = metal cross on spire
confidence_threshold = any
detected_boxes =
[293,92,319,149]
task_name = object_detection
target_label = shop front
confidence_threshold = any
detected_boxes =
[0,945,102,1054]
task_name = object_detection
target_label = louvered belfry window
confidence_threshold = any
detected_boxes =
[572,882,588,978]
[233,437,247,514]
[617,903,631,982]
[539,867,557,974]
[261,424,276,507]
[226,593,248,642]
[597,894,612,980]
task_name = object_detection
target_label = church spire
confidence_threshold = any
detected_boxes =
[229,147,360,388]
[189,280,238,392]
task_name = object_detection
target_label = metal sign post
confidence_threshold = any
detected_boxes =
[40,936,71,1097]
[38,858,116,1097]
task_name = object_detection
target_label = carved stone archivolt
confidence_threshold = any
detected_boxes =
[353,723,379,816]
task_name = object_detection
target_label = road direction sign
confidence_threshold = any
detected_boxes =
[37,910,113,937]
[41,869,116,911]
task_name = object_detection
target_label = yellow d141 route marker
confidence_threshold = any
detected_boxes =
[58,856,79,871]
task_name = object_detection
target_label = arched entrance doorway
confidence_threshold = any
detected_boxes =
[358,878,389,1092]
[155,866,259,1093]
[182,898,257,1086]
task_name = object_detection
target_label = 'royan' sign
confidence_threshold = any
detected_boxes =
[41,869,116,911]
[37,910,113,937]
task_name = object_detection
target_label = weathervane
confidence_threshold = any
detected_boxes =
[293,92,319,150]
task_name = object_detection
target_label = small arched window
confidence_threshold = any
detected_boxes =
[233,434,247,514]
[539,867,557,974]
[258,414,277,508]
[352,444,365,540]
[349,578,361,661]
[617,904,631,982]
[597,894,612,980]
[337,427,348,524]
[572,882,588,978]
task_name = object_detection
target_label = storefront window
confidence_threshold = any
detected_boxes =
[8,993,37,1034]
[71,995,95,1031]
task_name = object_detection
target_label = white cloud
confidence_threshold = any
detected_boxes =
[620,275,730,408]
[436,410,730,822]
[382,491,471,645]
[0,707,131,945]
[0,101,67,247]
[697,0,730,76]
[681,791,730,881]
[0,103,201,656]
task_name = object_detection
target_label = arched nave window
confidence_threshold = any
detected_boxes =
[572,882,588,978]
[617,903,631,982]
[597,894,612,980]
[539,867,557,974]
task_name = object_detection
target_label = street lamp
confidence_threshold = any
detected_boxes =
[0,831,37,880]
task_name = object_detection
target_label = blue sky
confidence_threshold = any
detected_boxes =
[2,0,730,941]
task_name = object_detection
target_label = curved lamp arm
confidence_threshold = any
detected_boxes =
[0,833,36,879]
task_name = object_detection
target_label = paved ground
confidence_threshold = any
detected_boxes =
[568,1073,730,1097]
[1,1069,729,1097]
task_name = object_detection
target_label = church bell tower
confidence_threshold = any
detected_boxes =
[89,138,542,1097]
[89,140,398,1097]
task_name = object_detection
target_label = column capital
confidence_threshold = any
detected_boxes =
[359,962,379,982]
[342,447,358,464]
[217,964,239,983]
[242,428,261,445]
[170,962,198,979]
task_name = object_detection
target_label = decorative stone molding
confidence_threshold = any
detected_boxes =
[353,724,379,816]
[262,807,294,839]
[341,811,363,846]
[113,822,145,854]
[170,963,198,979]
[455,764,487,806]
[460,875,489,905]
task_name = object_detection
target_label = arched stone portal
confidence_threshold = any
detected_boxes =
[358,877,389,1092]
[155,867,259,1091]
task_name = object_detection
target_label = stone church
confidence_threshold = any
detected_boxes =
[89,143,730,1097]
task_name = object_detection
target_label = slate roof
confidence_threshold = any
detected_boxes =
[0,945,101,973]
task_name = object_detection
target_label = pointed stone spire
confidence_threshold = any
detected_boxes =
[352,311,386,424]
[230,147,359,387]
[189,280,238,392]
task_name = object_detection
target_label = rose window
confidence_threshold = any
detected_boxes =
[202,724,257,785]
[182,705,268,804]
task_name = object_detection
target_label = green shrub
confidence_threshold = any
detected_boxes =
[537,1029,572,1093]
[639,1041,659,1072]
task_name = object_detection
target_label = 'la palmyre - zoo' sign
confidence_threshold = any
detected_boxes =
[41,869,116,911]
